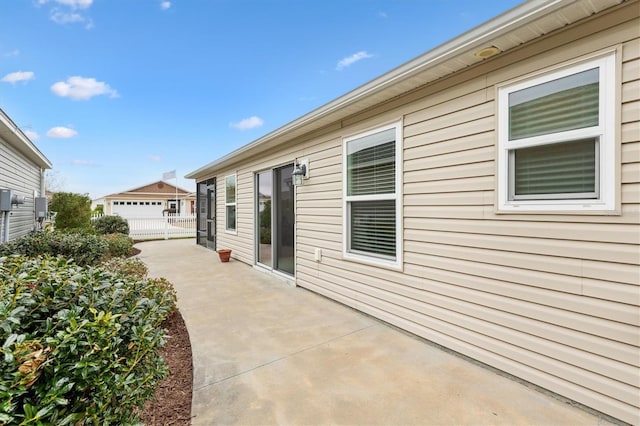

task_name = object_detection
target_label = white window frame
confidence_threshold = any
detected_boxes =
[342,121,403,269]
[497,52,616,212]
[225,173,237,233]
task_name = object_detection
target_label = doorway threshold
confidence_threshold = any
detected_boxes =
[253,264,295,287]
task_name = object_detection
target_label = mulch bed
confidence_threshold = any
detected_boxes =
[138,310,193,425]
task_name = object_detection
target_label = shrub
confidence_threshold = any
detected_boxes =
[100,257,148,280]
[93,215,130,236]
[55,233,109,266]
[0,232,54,258]
[0,255,177,425]
[102,233,134,258]
[0,232,108,266]
[49,192,93,232]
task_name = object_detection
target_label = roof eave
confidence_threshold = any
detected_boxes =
[0,109,53,169]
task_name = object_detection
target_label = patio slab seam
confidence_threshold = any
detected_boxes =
[194,322,379,392]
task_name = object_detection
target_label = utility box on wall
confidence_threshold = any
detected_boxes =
[0,189,13,212]
[0,190,26,211]
[35,197,47,219]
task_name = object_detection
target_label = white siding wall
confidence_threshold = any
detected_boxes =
[206,5,639,423]
[0,136,43,240]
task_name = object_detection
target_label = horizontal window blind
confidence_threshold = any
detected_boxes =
[509,68,599,140]
[347,130,395,196]
[513,138,596,197]
[350,200,396,257]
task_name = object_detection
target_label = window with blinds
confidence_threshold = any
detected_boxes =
[225,174,236,232]
[498,52,615,211]
[512,138,598,199]
[350,200,396,257]
[508,68,599,140]
[344,124,400,264]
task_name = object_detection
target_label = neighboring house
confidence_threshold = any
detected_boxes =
[0,108,52,241]
[187,0,639,423]
[93,180,196,218]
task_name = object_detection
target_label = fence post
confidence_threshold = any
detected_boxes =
[164,215,169,240]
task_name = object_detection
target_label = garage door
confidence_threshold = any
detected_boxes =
[111,200,164,217]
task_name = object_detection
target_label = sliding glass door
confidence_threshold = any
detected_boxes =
[256,164,294,275]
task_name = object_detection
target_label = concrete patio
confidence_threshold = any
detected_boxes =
[136,238,611,425]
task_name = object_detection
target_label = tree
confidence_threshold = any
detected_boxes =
[49,192,92,231]
[45,170,66,193]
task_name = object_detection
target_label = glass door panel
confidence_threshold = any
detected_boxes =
[257,171,272,267]
[275,165,294,275]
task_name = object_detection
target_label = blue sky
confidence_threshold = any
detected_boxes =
[1,0,521,199]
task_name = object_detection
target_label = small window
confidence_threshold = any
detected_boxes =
[225,174,237,232]
[497,52,616,211]
[343,122,402,268]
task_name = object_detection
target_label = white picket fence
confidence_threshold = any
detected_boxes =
[92,214,196,240]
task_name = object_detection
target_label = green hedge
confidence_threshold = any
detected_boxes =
[92,215,130,236]
[100,257,148,281]
[101,233,134,258]
[0,232,132,266]
[0,255,177,425]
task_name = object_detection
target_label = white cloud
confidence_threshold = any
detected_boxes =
[24,130,40,140]
[50,11,84,24]
[336,51,374,71]
[51,76,118,100]
[71,159,97,166]
[229,116,264,130]
[50,10,93,28]
[160,1,171,10]
[378,11,388,18]
[149,155,161,161]
[4,49,20,57]
[1,71,35,84]
[39,0,93,9]
[47,126,78,138]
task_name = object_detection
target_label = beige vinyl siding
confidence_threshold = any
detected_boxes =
[0,136,42,240]
[294,6,639,424]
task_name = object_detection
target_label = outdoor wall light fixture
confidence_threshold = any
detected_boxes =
[292,159,309,186]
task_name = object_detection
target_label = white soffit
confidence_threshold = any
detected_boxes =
[186,0,625,179]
